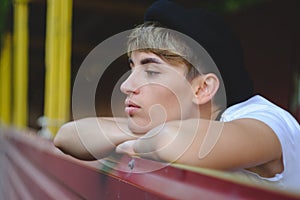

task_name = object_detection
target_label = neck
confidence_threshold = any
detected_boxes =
[198,102,223,121]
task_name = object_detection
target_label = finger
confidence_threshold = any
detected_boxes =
[115,140,137,156]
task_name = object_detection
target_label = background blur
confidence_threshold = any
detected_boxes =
[0,0,299,130]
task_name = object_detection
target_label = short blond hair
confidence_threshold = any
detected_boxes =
[127,22,199,80]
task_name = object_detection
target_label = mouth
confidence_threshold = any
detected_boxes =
[125,99,141,116]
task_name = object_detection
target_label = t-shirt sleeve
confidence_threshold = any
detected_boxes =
[221,95,300,189]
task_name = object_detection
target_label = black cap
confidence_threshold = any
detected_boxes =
[144,0,253,106]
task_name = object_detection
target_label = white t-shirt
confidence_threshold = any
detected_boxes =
[220,95,300,192]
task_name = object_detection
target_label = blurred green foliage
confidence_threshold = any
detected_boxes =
[0,0,10,48]
[199,0,269,14]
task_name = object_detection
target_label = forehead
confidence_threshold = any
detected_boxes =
[129,51,162,63]
[129,51,187,68]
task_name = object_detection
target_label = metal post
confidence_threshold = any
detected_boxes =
[0,33,12,125]
[44,0,72,137]
[12,0,29,128]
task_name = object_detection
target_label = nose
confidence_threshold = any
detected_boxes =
[120,70,140,95]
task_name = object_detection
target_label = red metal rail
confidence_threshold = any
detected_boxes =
[0,128,300,200]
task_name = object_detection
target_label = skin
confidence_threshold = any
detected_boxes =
[120,51,202,134]
[54,51,283,178]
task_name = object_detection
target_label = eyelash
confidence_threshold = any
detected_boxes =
[145,70,160,77]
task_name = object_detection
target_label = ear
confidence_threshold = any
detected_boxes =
[191,73,219,105]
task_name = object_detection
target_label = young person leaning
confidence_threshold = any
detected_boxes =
[54,0,300,192]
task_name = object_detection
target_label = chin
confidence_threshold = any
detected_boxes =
[128,123,151,135]
[127,118,156,135]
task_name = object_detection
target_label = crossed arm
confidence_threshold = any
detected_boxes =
[53,117,137,160]
[54,117,282,175]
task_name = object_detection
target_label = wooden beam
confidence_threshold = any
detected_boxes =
[1,129,300,199]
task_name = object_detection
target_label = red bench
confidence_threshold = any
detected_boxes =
[1,129,299,200]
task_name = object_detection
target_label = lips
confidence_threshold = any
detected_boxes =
[124,99,141,116]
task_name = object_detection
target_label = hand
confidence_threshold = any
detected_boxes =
[115,140,137,156]
[115,122,184,161]
[116,119,208,163]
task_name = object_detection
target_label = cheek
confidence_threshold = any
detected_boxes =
[127,86,192,134]
[148,86,183,118]
[155,85,195,119]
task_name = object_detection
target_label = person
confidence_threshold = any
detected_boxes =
[53,0,300,192]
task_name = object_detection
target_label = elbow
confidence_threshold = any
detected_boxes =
[53,122,82,157]
[53,122,75,149]
[53,121,98,161]
[53,128,64,149]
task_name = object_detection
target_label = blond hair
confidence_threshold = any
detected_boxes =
[127,22,199,80]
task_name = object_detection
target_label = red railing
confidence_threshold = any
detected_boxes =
[1,129,300,200]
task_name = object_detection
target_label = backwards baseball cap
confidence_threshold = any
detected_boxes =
[144,0,253,106]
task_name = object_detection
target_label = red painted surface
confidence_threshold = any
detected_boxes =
[1,129,300,200]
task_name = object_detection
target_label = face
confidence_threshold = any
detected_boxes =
[120,51,200,134]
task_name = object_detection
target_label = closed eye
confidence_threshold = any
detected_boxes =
[145,70,160,77]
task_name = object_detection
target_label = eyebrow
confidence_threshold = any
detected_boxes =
[128,57,162,67]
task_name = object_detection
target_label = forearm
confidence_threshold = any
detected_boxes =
[131,119,206,163]
[126,119,221,167]
[54,117,136,160]
[127,118,282,173]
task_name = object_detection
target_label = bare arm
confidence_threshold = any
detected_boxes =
[117,118,282,173]
[54,117,137,160]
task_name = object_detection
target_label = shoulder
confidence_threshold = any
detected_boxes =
[220,95,300,160]
[219,95,300,184]
[221,95,299,136]
[221,95,280,120]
